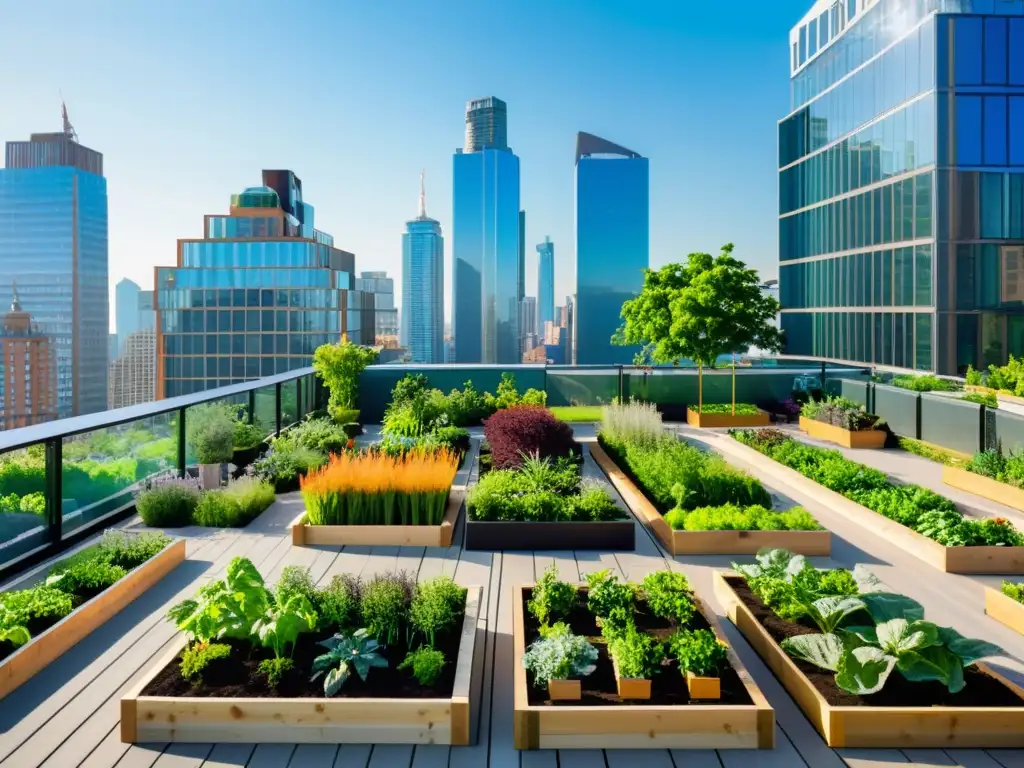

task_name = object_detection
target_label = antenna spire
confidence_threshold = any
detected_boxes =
[60,95,78,142]
[418,169,426,219]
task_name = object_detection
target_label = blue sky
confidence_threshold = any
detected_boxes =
[1,0,810,329]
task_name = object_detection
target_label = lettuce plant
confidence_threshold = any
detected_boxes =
[311,628,388,696]
[252,593,318,659]
[523,623,598,685]
[168,557,271,643]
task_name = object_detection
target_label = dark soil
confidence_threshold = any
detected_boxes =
[725,576,1024,708]
[141,622,462,699]
[522,588,754,707]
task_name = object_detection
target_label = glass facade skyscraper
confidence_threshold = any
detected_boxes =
[780,0,1024,374]
[401,175,444,363]
[0,128,108,418]
[573,132,649,365]
[358,271,400,348]
[453,97,521,364]
[155,170,372,397]
[464,97,509,153]
[537,236,555,331]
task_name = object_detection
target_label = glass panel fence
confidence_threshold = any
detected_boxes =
[254,384,278,439]
[282,380,299,428]
[921,395,982,456]
[0,445,49,565]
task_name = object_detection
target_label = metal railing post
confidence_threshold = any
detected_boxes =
[618,365,624,403]
[247,390,256,424]
[275,381,283,437]
[44,438,62,545]
[296,377,303,422]
[177,406,187,478]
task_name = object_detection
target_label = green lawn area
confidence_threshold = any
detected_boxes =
[548,406,606,422]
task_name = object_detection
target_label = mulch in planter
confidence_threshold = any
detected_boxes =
[522,588,754,707]
[141,620,463,700]
[726,576,1024,708]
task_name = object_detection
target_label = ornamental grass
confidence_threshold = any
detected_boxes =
[300,448,458,526]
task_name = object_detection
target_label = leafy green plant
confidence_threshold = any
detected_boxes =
[0,624,30,648]
[253,592,318,659]
[898,437,970,468]
[962,392,998,408]
[890,374,958,393]
[734,548,860,623]
[1001,581,1024,604]
[360,572,414,645]
[186,404,236,464]
[966,365,983,386]
[47,559,127,598]
[398,646,446,686]
[288,418,351,455]
[669,629,728,677]
[250,441,327,492]
[409,576,466,646]
[315,574,361,631]
[258,657,295,687]
[180,642,232,682]
[168,557,272,643]
[695,403,761,415]
[96,531,171,569]
[608,623,665,679]
[0,586,74,636]
[528,565,578,627]
[523,623,599,685]
[233,421,265,451]
[136,476,201,527]
[311,628,388,696]
[313,339,379,420]
[666,503,822,532]
[641,571,695,626]
[585,570,635,620]
[275,566,318,609]
[194,477,275,527]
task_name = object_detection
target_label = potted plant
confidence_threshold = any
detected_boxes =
[670,628,728,699]
[232,420,265,472]
[187,408,235,490]
[522,623,598,701]
[606,623,664,700]
[312,338,379,426]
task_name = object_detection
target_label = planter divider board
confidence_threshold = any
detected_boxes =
[121,585,482,744]
[590,440,830,556]
[986,587,1024,636]
[943,465,1024,513]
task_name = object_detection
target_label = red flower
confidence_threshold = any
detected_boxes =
[346,439,355,450]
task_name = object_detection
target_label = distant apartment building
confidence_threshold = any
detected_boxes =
[0,286,56,429]
[108,328,156,408]
[0,106,108,418]
[401,173,444,363]
[357,271,400,348]
[155,170,372,397]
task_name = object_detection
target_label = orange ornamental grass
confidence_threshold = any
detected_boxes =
[300,448,458,527]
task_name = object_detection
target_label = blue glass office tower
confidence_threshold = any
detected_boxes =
[574,132,649,365]
[537,237,555,330]
[780,0,1024,375]
[0,121,108,418]
[453,97,521,363]
[155,170,372,397]
[402,174,444,363]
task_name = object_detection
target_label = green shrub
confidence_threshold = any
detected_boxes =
[962,392,998,408]
[96,531,171,569]
[1002,580,1024,603]
[180,642,232,682]
[529,565,577,627]
[136,477,201,527]
[360,572,414,645]
[608,623,665,679]
[313,339,379,418]
[585,570,635,620]
[186,404,236,464]
[566,481,623,521]
[48,559,127,598]
[898,437,969,468]
[890,374,958,392]
[409,576,466,646]
[333,409,361,425]
[665,503,821,532]
[669,629,728,677]
[398,646,446,686]
[694,403,760,415]
[194,477,275,527]
[251,440,327,491]
[316,574,361,631]
[600,400,664,448]
[641,571,694,625]
[288,418,350,455]
[275,565,318,607]
[233,421,264,451]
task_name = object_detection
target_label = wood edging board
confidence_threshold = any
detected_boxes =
[985,587,1024,636]
[944,465,1024,513]
[291,488,464,548]
[719,437,1024,574]
[686,408,771,429]
[512,582,774,750]
[0,537,186,701]
[121,585,483,744]
[463,518,635,551]
[798,416,887,449]
[714,571,1024,747]
[589,440,830,556]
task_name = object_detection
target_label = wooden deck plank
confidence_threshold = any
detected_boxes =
[111,744,166,768]
[195,743,254,768]
[366,744,413,767]
[557,751,607,768]
[668,751,724,767]
[986,751,1024,768]
[244,744,296,768]
[491,551,535,768]
[520,749,558,768]
[332,745,372,768]
[901,749,956,765]
[409,744,451,768]
[150,743,212,767]
[717,725,809,767]
[605,748,673,767]
[287,744,339,767]
[838,749,910,766]
[941,752,1011,768]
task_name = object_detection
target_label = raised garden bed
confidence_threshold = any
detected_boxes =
[985,586,1024,636]
[967,384,1024,407]
[944,465,1024,513]
[121,575,483,745]
[590,440,830,556]
[714,569,1024,747]
[513,577,774,750]
[727,433,1024,574]
[1,534,185,700]
[798,416,886,449]
[686,407,770,429]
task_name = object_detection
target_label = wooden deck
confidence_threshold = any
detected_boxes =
[5,425,1024,767]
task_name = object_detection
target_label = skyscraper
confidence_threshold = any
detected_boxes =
[115,278,155,354]
[453,97,521,363]
[0,285,56,429]
[108,328,155,408]
[464,97,508,153]
[779,0,1024,375]
[402,172,444,363]
[155,170,372,397]
[358,271,399,348]
[0,105,108,418]
[520,295,538,358]
[573,132,649,365]
[518,210,526,302]
[537,237,555,331]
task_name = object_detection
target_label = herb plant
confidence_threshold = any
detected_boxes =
[310,628,388,696]
[360,572,414,645]
[180,642,231,683]
[585,570,635,620]
[1002,580,1024,604]
[528,565,578,627]
[253,593,318,659]
[398,646,446,686]
[258,657,295,687]
[669,629,728,677]
[168,557,272,643]
[522,623,599,686]
[315,574,361,631]
[409,576,466,646]
[608,623,665,679]
[641,571,695,625]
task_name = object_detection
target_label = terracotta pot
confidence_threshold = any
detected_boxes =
[685,671,721,700]
[199,463,223,490]
[547,679,581,701]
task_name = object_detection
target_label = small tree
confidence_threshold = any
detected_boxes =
[614,244,782,412]
[313,338,380,421]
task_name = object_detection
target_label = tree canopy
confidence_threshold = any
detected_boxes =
[614,244,782,367]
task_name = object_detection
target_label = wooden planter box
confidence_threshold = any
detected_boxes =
[463,518,635,551]
[121,586,482,744]
[944,465,1024,512]
[590,441,830,556]
[291,489,463,548]
[686,408,771,429]
[513,583,774,750]
[723,437,1024,574]
[985,587,1024,636]
[798,416,886,449]
[0,537,186,701]
[714,571,1024,747]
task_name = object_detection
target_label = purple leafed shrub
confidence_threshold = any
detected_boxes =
[483,405,578,470]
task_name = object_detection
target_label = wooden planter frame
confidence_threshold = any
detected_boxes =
[291,489,464,548]
[798,416,887,449]
[985,587,1024,636]
[590,441,830,556]
[714,571,1024,747]
[0,537,186,701]
[121,586,483,744]
[943,465,1024,513]
[686,408,771,429]
[722,437,1024,574]
[513,583,774,750]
